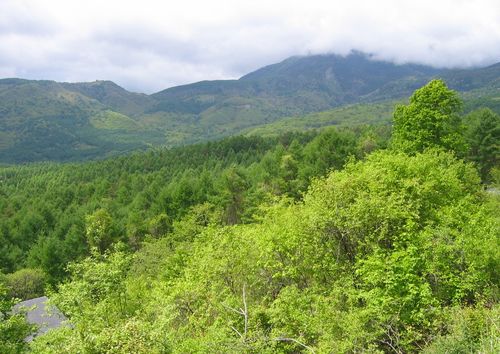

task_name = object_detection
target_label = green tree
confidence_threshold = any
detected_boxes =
[392,79,466,155]
[4,268,46,300]
[301,127,357,181]
[222,166,249,225]
[463,108,500,181]
[85,209,115,253]
[147,213,172,238]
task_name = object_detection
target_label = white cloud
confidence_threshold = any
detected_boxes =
[0,0,499,93]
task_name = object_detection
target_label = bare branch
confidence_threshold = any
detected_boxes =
[222,283,249,341]
[230,325,244,339]
[221,302,244,316]
[242,283,248,338]
[273,337,316,353]
[380,339,401,354]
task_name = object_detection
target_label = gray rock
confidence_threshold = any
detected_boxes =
[13,296,70,341]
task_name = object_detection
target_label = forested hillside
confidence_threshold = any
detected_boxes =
[1,53,499,163]
[0,127,379,283]
[0,79,165,162]
[1,80,499,353]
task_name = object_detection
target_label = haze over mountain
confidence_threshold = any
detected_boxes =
[2,0,499,93]
[1,52,499,163]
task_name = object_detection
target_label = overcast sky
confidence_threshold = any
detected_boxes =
[1,0,499,93]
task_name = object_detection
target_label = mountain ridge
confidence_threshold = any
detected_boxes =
[1,52,499,163]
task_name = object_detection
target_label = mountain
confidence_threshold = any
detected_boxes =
[61,80,155,116]
[149,52,443,128]
[0,79,164,163]
[443,62,500,91]
[1,52,499,163]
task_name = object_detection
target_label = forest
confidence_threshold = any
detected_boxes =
[0,79,499,353]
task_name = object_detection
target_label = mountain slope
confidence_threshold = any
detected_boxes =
[0,79,164,163]
[0,52,499,163]
[136,53,500,149]
[239,52,441,97]
[62,80,155,117]
[443,62,500,91]
[150,52,443,118]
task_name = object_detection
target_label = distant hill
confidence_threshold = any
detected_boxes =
[1,52,499,163]
[443,62,500,91]
[0,79,163,163]
[61,80,155,116]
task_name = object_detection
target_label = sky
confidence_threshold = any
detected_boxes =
[0,0,499,93]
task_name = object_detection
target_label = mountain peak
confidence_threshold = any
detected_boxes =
[240,51,440,83]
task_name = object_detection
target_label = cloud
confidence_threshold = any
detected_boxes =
[0,0,499,93]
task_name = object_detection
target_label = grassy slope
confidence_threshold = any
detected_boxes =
[244,100,398,136]
[244,89,500,137]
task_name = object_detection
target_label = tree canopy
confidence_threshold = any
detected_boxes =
[392,79,466,155]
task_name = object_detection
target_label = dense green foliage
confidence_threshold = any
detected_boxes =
[1,80,499,352]
[3,269,46,301]
[392,79,465,154]
[463,108,500,181]
[0,128,376,284]
[29,150,499,353]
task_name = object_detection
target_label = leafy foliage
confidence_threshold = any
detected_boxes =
[4,268,46,301]
[0,130,368,283]
[27,149,499,353]
[1,80,499,353]
[463,108,500,181]
[392,79,466,154]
